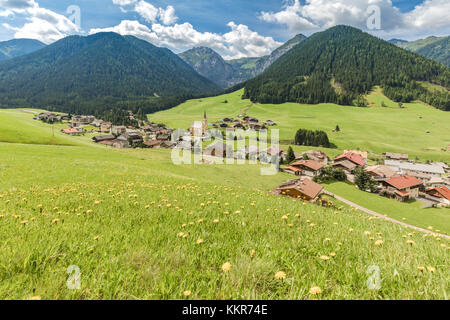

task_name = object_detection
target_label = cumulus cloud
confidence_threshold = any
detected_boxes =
[0,0,80,43]
[89,20,282,59]
[114,0,178,25]
[260,0,449,38]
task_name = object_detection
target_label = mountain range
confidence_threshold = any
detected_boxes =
[389,36,449,66]
[0,39,46,62]
[0,32,220,114]
[179,34,306,88]
[243,25,449,111]
[0,27,448,115]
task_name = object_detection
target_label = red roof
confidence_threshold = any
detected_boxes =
[428,186,450,201]
[334,152,365,167]
[385,175,423,190]
[291,160,325,171]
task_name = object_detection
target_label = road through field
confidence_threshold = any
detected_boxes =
[324,190,450,240]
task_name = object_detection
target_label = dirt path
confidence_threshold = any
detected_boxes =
[324,190,450,240]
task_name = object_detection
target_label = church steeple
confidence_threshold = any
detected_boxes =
[202,111,208,135]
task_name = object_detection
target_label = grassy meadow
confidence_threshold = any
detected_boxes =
[0,94,449,300]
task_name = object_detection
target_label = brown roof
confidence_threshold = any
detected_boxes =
[365,165,396,178]
[385,175,423,190]
[276,178,324,199]
[291,160,325,171]
[335,152,365,166]
[143,140,161,147]
[333,160,357,171]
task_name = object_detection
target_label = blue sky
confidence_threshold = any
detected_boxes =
[0,0,449,59]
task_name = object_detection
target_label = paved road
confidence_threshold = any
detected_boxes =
[324,190,450,240]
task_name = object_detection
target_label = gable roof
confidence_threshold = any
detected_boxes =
[277,178,324,199]
[291,160,325,171]
[385,160,445,175]
[428,186,450,201]
[365,165,396,178]
[384,175,423,190]
[334,152,365,166]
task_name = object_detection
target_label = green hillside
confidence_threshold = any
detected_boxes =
[416,37,450,67]
[0,109,77,146]
[243,26,449,111]
[0,109,448,299]
[0,38,45,62]
[0,33,220,115]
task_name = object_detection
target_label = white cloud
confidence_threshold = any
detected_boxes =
[89,20,282,59]
[113,0,178,25]
[260,0,449,38]
[404,0,450,30]
[0,0,80,43]
[159,5,178,25]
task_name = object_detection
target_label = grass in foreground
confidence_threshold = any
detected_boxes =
[0,142,448,300]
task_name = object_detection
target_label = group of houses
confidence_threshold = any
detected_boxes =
[91,122,174,149]
[206,115,276,132]
[279,149,450,207]
[34,112,70,123]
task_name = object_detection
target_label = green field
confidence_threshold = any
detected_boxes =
[0,109,77,146]
[151,89,450,162]
[0,97,449,300]
[325,182,450,235]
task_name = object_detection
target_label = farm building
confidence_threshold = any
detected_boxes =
[385,160,445,178]
[383,152,409,161]
[62,128,82,136]
[365,165,396,181]
[380,175,424,202]
[344,150,368,160]
[426,186,450,206]
[272,178,324,201]
[288,160,325,177]
[300,150,329,165]
[92,135,115,143]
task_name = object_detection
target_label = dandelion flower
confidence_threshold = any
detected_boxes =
[222,262,232,272]
[281,215,288,220]
[29,296,41,300]
[183,290,191,297]
[309,286,322,295]
[406,240,415,245]
[274,271,286,279]
[374,240,383,246]
[427,266,436,273]
[320,255,330,261]
[196,238,204,245]
[417,266,425,272]
[213,219,219,224]
[364,231,371,236]
[250,250,256,258]
[329,252,336,257]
